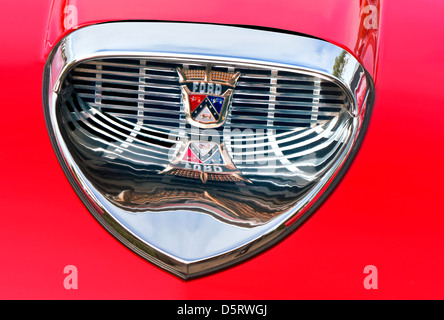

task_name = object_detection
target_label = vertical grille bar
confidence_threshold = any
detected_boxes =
[311,77,321,127]
[267,70,278,128]
[94,64,102,111]
[135,59,145,132]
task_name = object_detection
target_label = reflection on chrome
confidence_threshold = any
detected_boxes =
[44,22,373,279]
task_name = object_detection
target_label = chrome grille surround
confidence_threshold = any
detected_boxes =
[44,22,374,279]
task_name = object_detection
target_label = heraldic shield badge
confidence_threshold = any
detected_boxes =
[178,66,240,128]
[45,23,373,279]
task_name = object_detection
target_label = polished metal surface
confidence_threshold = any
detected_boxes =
[43,22,374,278]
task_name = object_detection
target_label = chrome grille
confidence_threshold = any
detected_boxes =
[63,57,352,179]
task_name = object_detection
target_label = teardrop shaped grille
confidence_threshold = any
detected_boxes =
[45,22,374,278]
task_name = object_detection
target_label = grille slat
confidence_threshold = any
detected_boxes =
[239,73,315,82]
[77,93,182,107]
[83,60,177,73]
[228,114,319,124]
[229,106,340,117]
[75,67,179,81]
[235,86,343,95]
[106,112,181,124]
[72,76,180,90]
[234,91,345,100]
[232,98,342,107]
[87,103,181,114]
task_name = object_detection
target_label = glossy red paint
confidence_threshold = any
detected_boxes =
[44,0,380,78]
[1,0,444,299]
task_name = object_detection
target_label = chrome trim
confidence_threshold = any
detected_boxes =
[43,22,374,279]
